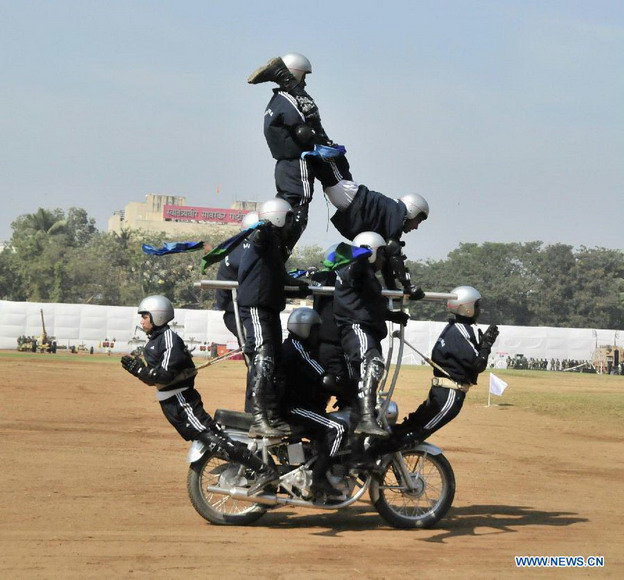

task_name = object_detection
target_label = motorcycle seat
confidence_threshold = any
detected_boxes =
[214,408,313,439]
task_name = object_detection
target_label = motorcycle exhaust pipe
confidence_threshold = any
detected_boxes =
[206,486,315,508]
[205,486,362,509]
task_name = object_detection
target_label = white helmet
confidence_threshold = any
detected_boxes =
[138,295,175,327]
[353,231,386,264]
[282,53,312,82]
[287,307,321,340]
[258,198,293,228]
[400,193,429,220]
[240,211,259,230]
[448,286,482,319]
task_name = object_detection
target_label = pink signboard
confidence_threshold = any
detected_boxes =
[163,205,249,225]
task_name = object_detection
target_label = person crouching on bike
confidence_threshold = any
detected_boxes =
[281,307,347,498]
[384,286,499,451]
[333,232,410,440]
[120,295,278,495]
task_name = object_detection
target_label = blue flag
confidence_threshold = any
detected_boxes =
[200,222,264,273]
[322,242,372,270]
[301,144,347,160]
[142,241,204,255]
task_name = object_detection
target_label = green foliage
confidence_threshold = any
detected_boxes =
[2,207,623,329]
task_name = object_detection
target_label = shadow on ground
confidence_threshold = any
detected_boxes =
[249,503,587,540]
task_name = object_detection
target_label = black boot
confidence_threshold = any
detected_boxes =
[348,437,382,471]
[198,432,279,495]
[249,386,284,438]
[311,454,341,498]
[248,351,284,438]
[248,57,299,90]
[247,57,329,141]
[241,449,279,496]
[353,380,388,439]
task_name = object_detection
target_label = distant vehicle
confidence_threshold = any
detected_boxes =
[512,354,528,369]
[16,309,57,353]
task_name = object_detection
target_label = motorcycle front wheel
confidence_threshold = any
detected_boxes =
[187,452,267,526]
[370,450,455,529]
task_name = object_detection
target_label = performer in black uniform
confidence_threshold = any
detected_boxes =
[215,211,259,344]
[120,295,278,495]
[281,308,347,497]
[387,286,499,448]
[334,232,410,439]
[249,52,430,293]
[330,187,430,297]
[309,254,357,410]
[237,198,309,437]
[254,54,352,249]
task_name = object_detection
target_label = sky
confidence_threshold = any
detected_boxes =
[1,0,622,261]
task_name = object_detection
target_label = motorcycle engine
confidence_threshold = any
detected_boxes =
[280,466,314,499]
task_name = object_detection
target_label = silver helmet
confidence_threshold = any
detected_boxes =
[448,286,482,318]
[400,193,429,220]
[258,198,293,228]
[138,295,175,327]
[282,53,312,82]
[287,307,321,340]
[240,211,259,230]
[353,231,386,264]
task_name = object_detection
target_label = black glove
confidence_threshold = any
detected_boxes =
[121,355,148,379]
[481,324,500,348]
[406,285,425,301]
[295,282,311,298]
[285,278,311,298]
[387,310,410,326]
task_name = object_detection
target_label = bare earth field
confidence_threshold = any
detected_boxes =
[1,351,623,579]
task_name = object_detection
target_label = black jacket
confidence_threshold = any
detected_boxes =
[310,270,341,344]
[237,224,290,311]
[216,243,244,312]
[281,335,327,413]
[143,325,196,391]
[264,90,311,161]
[330,185,407,242]
[333,257,389,341]
[431,316,492,386]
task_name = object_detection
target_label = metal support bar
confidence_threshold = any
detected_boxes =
[194,280,456,302]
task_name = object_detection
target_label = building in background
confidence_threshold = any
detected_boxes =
[108,194,258,237]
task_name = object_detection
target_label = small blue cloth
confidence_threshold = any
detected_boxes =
[301,144,347,160]
[142,241,204,255]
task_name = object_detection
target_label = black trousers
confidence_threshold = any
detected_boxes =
[239,305,283,413]
[401,386,466,440]
[340,323,383,388]
[222,310,242,346]
[288,407,347,458]
[318,341,357,407]
[274,155,352,207]
[159,388,216,441]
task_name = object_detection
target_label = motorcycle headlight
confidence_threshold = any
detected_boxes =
[384,401,399,425]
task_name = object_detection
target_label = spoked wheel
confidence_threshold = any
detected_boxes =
[187,452,267,525]
[370,450,455,529]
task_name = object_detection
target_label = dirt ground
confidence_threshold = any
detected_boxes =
[1,351,623,579]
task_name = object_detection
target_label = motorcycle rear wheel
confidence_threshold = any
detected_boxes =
[370,450,455,529]
[187,452,267,525]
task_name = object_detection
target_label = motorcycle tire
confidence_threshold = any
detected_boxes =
[370,449,455,529]
[187,451,267,526]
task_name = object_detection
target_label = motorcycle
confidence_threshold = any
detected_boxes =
[186,406,455,529]
[187,281,458,529]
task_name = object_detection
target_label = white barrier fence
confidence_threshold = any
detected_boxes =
[0,299,616,364]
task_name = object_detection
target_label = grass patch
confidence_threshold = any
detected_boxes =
[390,365,624,424]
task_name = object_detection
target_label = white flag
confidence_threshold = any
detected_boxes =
[489,373,508,396]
